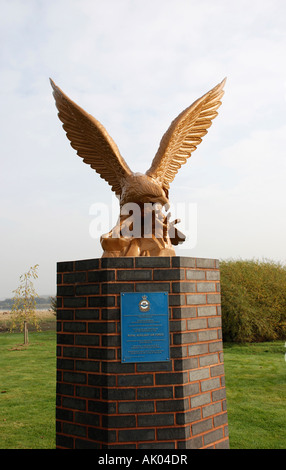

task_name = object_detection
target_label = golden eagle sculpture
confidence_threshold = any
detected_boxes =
[50,78,226,257]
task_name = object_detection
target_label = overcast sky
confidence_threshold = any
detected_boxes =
[1,0,286,299]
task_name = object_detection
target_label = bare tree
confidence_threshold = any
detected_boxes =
[11,264,40,344]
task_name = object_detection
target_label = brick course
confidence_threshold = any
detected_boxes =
[56,256,229,449]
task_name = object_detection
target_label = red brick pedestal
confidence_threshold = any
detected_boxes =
[56,256,229,449]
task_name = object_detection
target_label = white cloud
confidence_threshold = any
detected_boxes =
[1,0,286,297]
[174,124,286,262]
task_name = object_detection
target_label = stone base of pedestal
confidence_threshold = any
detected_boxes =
[56,256,229,449]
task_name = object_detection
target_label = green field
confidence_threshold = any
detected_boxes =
[223,341,286,449]
[0,331,285,449]
[0,331,56,449]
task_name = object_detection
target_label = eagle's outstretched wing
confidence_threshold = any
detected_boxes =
[146,78,226,192]
[50,79,132,196]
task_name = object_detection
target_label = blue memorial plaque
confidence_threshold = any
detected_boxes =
[121,292,170,363]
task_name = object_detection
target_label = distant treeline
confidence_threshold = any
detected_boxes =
[0,296,53,310]
[2,259,285,343]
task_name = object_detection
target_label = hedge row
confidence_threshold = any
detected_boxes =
[220,259,286,342]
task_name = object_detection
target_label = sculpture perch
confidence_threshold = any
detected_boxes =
[50,77,226,257]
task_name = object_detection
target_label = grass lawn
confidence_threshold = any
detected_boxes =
[0,331,56,449]
[0,330,285,449]
[224,341,286,449]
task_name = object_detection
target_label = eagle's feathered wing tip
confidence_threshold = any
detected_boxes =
[145,77,227,189]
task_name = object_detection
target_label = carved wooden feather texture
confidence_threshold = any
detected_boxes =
[50,78,226,257]
[146,78,226,191]
[50,79,132,196]
[50,78,226,196]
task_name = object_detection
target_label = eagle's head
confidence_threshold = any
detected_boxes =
[120,172,169,208]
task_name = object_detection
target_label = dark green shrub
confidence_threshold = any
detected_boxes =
[220,259,286,342]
